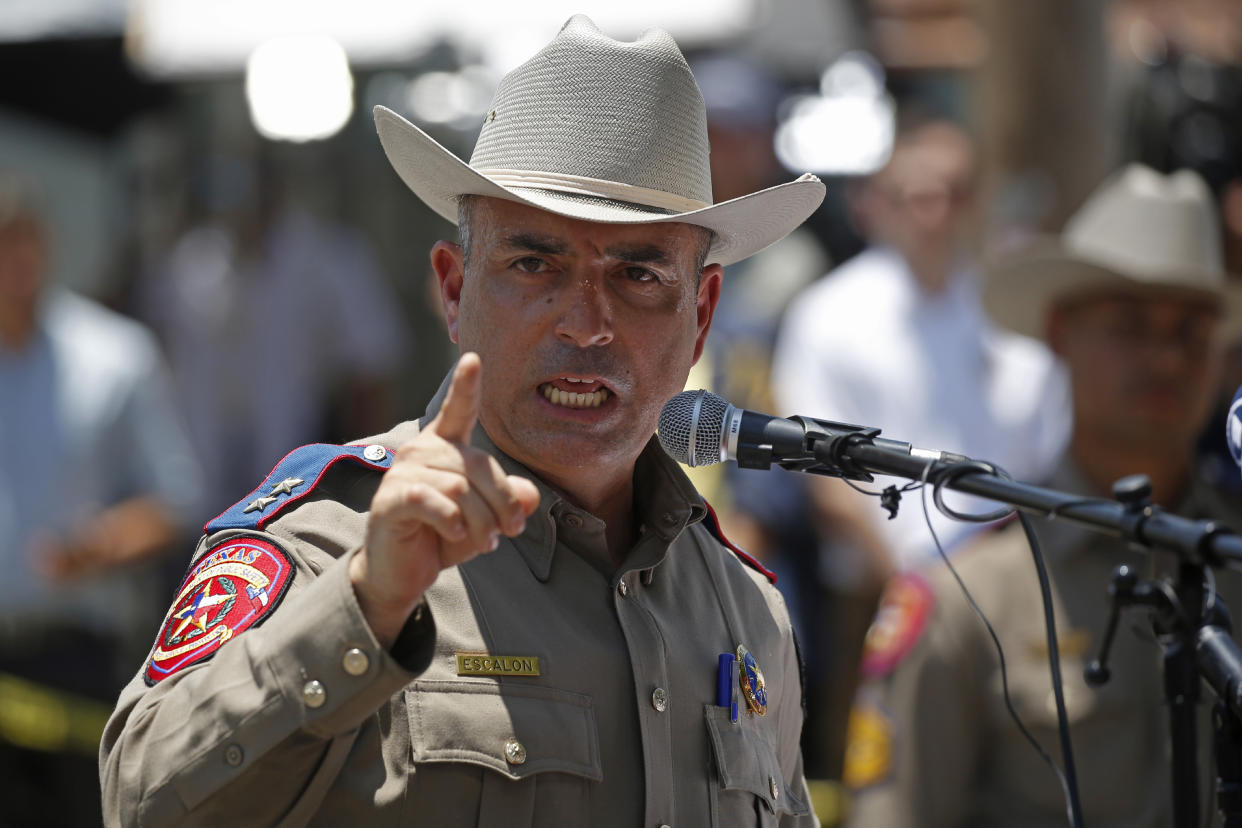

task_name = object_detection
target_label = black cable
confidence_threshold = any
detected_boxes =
[917,460,1086,828]
[931,460,1016,523]
[841,477,921,499]
[1012,510,1087,828]
[841,478,886,498]
[848,455,1089,827]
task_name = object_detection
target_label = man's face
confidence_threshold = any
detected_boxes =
[862,124,977,255]
[433,197,721,489]
[1048,291,1222,451]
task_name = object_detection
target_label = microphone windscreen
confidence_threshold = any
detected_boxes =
[658,390,729,467]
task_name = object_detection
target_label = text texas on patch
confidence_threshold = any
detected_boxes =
[145,536,294,684]
[456,652,542,677]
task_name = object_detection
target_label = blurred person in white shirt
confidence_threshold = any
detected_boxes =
[0,173,204,827]
[770,123,1069,787]
[773,119,1070,586]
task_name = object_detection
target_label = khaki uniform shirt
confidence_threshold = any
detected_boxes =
[100,385,816,828]
[846,459,1242,828]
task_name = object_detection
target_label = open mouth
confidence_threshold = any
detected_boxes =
[538,377,612,409]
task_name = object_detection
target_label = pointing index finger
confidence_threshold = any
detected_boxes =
[429,353,482,444]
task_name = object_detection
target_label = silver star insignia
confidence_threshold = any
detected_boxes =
[243,494,279,514]
[269,477,305,496]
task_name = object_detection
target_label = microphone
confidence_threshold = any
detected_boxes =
[1226,384,1242,473]
[658,389,968,480]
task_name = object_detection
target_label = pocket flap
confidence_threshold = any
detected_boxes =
[409,680,602,782]
[704,704,808,815]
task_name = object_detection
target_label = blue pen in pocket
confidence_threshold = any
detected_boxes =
[717,653,738,723]
[729,656,739,722]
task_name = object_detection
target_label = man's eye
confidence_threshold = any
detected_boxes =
[513,257,547,273]
[623,266,657,283]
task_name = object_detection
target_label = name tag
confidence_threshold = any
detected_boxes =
[1027,629,1092,660]
[455,652,541,677]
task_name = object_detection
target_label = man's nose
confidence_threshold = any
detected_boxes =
[555,277,614,347]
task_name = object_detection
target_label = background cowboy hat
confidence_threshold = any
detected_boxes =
[984,163,1242,339]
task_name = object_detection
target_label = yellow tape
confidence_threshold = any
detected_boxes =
[0,672,111,756]
[807,778,850,827]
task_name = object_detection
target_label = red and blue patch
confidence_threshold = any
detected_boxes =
[860,572,934,679]
[145,536,295,685]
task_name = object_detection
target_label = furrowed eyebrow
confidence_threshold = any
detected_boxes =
[499,233,673,267]
[501,233,568,256]
[604,244,671,265]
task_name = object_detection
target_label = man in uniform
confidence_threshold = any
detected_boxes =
[844,165,1242,827]
[100,16,824,827]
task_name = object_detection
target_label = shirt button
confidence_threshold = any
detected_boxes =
[342,647,370,676]
[651,687,668,712]
[504,738,527,765]
[563,512,583,529]
[302,679,327,708]
[662,512,677,526]
[363,444,387,462]
[224,744,244,766]
[617,579,629,598]
[769,776,780,800]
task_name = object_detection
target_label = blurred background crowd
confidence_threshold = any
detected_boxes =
[4,0,1242,825]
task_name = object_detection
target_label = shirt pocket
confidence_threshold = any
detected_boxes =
[406,679,602,828]
[704,704,809,827]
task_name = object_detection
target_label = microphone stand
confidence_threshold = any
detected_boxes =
[1088,562,1242,828]
[1199,611,1242,827]
[765,417,1242,828]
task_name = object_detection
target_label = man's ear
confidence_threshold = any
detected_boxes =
[692,263,724,364]
[431,240,466,343]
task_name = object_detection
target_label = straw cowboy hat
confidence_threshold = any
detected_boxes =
[985,163,1242,339]
[373,15,824,267]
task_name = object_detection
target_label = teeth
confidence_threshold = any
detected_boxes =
[541,383,610,408]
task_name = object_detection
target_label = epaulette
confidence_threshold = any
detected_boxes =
[701,500,778,584]
[205,442,394,533]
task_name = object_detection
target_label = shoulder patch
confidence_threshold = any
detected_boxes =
[205,442,394,533]
[842,701,895,789]
[145,534,295,685]
[860,572,934,679]
[701,500,777,584]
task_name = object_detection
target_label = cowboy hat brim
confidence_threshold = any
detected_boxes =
[984,237,1242,342]
[374,106,825,268]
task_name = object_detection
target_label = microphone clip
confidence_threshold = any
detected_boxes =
[782,416,882,482]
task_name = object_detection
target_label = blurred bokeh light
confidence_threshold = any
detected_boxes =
[775,52,895,175]
[245,35,354,142]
